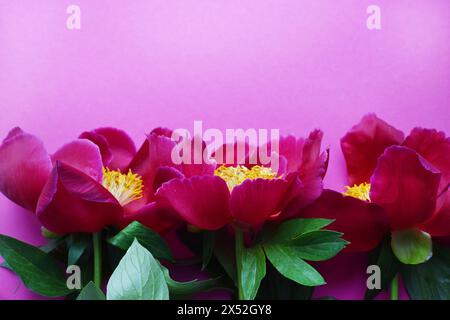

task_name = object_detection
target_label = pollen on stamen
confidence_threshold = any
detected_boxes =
[102,167,144,206]
[214,165,278,191]
[343,182,371,202]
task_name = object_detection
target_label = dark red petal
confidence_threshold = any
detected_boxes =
[229,178,289,226]
[300,190,389,252]
[156,176,231,230]
[151,127,173,138]
[370,146,441,230]
[121,201,180,234]
[0,129,52,211]
[153,166,184,191]
[212,141,251,167]
[80,127,136,171]
[52,139,103,182]
[2,127,24,142]
[403,128,450,183]
[279,171,323,220]
[298,130,327,181]
[277,135,306,174]
[420,189,450,237]
[78,131,113,167]
[181,135,216,178]
[128,133,181,202]
[341,114,404,185]
[36,162,122,234]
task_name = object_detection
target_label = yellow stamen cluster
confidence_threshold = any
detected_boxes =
[214,165,278,191]
[343,182,371,202]
[102,167,144,206]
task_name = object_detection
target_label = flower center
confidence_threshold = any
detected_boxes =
[214,165,278,191]
[102,167,144,206]
[343,182,371,202]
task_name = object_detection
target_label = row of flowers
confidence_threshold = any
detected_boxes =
[0,114,448,300]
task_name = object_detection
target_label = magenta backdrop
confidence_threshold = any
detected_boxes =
[0,1,449,299]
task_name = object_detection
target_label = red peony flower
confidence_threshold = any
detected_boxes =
[300,114,449,261]
[0,127,179,234]
[156,130,328,230]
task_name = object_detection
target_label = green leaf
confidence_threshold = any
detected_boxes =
[365,236,400,300]
[391,229,432,265]
[67,234,90,265]
[213,230,237,284]
[401,244,450,300]
[202,231,215,270]
[76,281,106,300]
[292,230,348,261]
[269,218,334,243]
[0,234,71,297]
[159,263,226,298]
[106,238,169,300]
[40,239,62,254]
[108,221,172,261]
[237,244,266,300]
[264,244,325,286]
[0,260,11,270]
[257,263,314,300]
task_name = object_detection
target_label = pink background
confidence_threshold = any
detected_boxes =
[1,0,449,299]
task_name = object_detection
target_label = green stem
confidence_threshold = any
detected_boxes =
[234,227,244,300]
[93,232,102,288]
[390,274,399,300]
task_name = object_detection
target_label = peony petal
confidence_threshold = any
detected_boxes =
[153,166,184,191]
[78,131,113,167]
[299,130,327,180]
[52,139,103,182]
[0,129,52,211]
[300,190,389,252]
[277,135,306,174]
[229,178,289,226]
[212,141,251,167]
[370,146,441,230]
[3,127,24,142]
[178,135,216,178]
[403,128,450,183]
[420,188,450,237]
[156,176,231,230]
[278,172,323,220]
[341,114,404,185]
[80,127,136,171]
[128,133,181,202]
[150,127,173,138]
[36,162,122,234]
[121,201,180,234]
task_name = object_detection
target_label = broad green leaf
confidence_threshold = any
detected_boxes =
[213,230,237,284]
[365,236,400,300]
[68,234,90,265]
[202,231,215,270]
[237,244,266,300]
[159,263,226,298]
[264,244,325,286]
[401,245,450,300]
[391,229,432,265]
[108,221,172,261]
[257,262,314,300]
[292,230,348,261]
[269,218,334,243]
[0,234,71,297]
[77,281,106,300]
[106,238,169,300]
